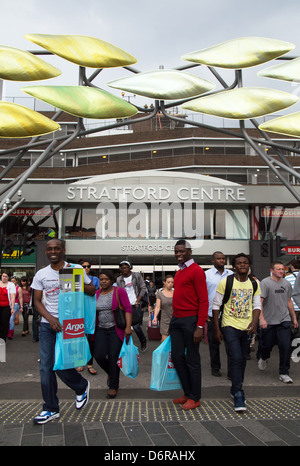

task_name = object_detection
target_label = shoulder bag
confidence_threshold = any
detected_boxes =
[113,288,127,329]
[113,288,141,328]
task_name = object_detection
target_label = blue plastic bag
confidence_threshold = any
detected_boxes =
[84,294,96,334]
[117,336,139,379]
[150,336,182,391]
[53,291,91,370]
[9,313,15,331]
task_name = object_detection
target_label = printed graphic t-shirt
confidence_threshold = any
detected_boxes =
[31,262,91,323]
[216,277,261,331]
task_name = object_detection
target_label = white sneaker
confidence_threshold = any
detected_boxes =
[33,410,60,424]
[75,380,90,409]
[279,374,293,384]
[258,358,267,370]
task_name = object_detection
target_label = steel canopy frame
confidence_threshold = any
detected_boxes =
[0,53,299,224]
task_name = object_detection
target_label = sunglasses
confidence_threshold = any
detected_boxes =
[82,265,90,268]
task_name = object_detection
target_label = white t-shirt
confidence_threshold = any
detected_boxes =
[31,262,91,323]
[124,274,137,305]
[2,282,16,307]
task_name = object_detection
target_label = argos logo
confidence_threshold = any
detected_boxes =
[63,318,85,339]
[168,352,175,369]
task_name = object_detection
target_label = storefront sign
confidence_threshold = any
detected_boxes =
[261,208,300,218]
[283,247,300,255]
[3,207,53,217]
[1,249,36,263]
[67,185,246,202]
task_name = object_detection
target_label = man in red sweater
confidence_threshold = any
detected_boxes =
[169,239,208,410]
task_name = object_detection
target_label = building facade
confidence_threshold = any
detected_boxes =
[1,112,300,280]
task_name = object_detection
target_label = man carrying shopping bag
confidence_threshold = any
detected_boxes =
[31,239,95,424]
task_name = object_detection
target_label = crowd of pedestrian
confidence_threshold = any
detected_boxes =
[1,238,299,423]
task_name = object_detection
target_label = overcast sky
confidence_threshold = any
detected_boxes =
[1,0,300,116]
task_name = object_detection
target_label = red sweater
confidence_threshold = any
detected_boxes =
[173,262,208,327]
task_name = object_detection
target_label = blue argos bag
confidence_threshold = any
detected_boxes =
[84,293,96,334]
[53,291,91,370]
[150,336,182,391]
[117,336,139,379]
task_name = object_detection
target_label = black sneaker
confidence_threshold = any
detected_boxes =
[141,341,147,352]
[233,390,247,412]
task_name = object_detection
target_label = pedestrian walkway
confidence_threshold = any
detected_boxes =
[1,398,300,446]
[1,318,300,446]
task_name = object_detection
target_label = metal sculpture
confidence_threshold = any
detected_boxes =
[0,34,300,223]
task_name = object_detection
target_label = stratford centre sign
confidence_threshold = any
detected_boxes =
[66,185,246,202]
[10,171,300,206]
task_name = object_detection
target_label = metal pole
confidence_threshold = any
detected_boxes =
[240,121,300,203]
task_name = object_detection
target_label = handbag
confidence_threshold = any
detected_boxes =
[113,288,127,329]
[113,288,141,329]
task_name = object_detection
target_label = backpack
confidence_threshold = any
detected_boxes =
[219,274,258,318]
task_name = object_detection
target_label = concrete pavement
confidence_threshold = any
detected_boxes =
[1,317,300,447]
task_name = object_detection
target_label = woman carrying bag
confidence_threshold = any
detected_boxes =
[20,276,31,336]
[94,270,132,399]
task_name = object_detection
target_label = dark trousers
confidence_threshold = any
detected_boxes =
[22,303,29,333]
[260,321,291,375]
[87,333,94,366]
[94,326,123,390]
[132,304,146,345]
[207,319,221,371]
[169,315,201,401]
[222,326,250,395]
[0,305,11,341]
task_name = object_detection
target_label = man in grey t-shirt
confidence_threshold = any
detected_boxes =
[258,261,298,383]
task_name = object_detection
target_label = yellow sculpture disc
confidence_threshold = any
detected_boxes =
[182,87,298,119]
[0,45,61,81]
[181,37,295,69]
[259,112,300,137]
[258,57,300,83]
[22,85,138,119]
[107,69,215,100]
[25,34,137,68]
[0,102,60,138]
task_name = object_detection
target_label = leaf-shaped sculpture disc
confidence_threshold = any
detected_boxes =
[182,87,298,119]
[25,34,137,68]
[181,37,295,69]
[258,57,300,83]
[107,70,215,100]
[0,102,60,138]
[22,86,138,119]
[259,112,300,137]
[0,45,61,81]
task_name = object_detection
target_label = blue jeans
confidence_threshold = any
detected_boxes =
[94,326,123,390]
[39,323,88,412]
[260,321,291,375]
[222,326,250,395]
[169,315,202,401]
